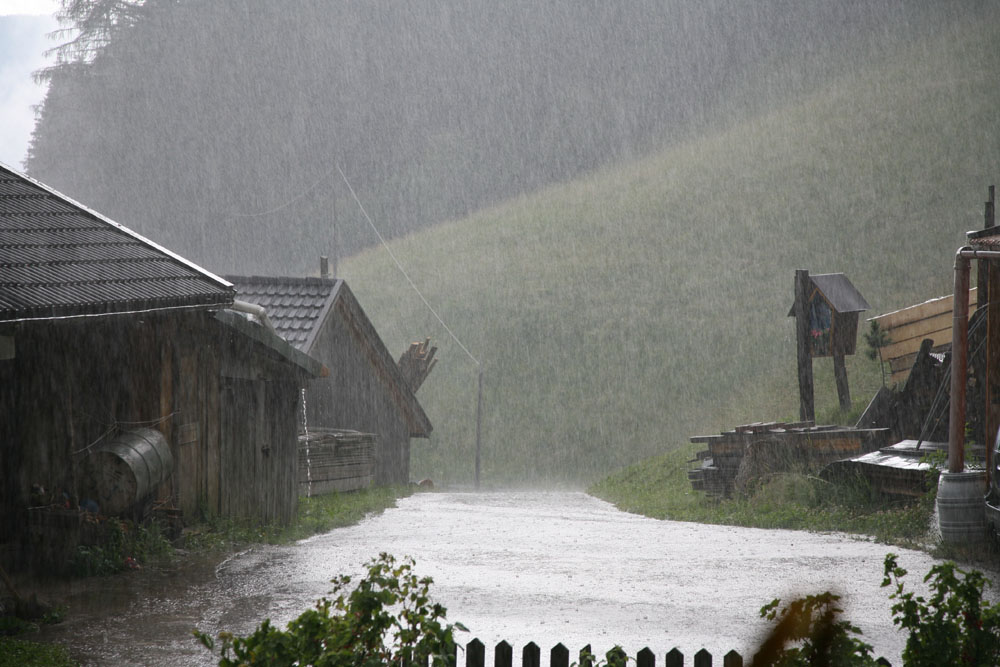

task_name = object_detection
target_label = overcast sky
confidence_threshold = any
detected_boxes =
[0,0,59,169]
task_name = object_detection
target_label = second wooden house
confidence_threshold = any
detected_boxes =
[225,274,433,486]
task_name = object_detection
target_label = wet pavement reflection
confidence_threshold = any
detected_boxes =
[32,492,969,665]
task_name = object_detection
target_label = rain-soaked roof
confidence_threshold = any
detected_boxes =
[225,275,336,352]
[787,272,870,316]
[0,162,234,322]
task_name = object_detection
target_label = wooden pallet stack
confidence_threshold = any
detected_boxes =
[298,428,376,495]
[687,421,890,498]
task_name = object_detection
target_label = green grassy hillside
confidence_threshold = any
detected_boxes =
[339,11,1000,486]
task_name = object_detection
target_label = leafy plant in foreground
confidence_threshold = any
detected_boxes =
[750,592,879,666]
[195,552,465,666]
[882,553,1000,666]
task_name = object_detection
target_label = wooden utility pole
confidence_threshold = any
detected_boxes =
[794,269,815,422]
[475,365,483,489]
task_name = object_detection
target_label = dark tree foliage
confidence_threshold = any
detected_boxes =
[25,1,966,276]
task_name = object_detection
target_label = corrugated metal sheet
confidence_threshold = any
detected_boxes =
[0,163,234,321]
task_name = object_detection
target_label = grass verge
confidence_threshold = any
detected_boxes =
[589,443,937,548]
[181,485,413,551]
[0,637,76,667]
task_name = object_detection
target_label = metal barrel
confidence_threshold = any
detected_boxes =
[937,470,987,544]
[93,428,174,515]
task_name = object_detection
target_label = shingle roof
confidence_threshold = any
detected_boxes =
[0,163,234,322]
[787,273,870,316]
[809,273,871,313]
[224,275,336,352]
[226,275,432,437]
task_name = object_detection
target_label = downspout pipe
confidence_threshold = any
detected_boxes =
[230,299,277,334]
[949,248,1000,473]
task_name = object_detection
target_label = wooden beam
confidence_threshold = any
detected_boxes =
[794,270,815,423]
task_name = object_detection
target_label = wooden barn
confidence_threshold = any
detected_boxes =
[0,164,323,569]
[225,273,433,485]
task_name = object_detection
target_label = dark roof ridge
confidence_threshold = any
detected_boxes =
[225,274,340,286]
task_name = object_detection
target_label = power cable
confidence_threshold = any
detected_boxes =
[336,164,480,367]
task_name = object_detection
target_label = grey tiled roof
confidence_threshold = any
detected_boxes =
[225,275,337,352]
[0,163,234,321]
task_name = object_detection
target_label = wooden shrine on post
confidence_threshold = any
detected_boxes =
[789,270,871,421]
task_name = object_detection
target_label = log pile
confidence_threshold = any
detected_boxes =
[397,337,438,392]
[687,421,890,498]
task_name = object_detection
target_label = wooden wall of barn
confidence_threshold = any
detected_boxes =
[0,313,192,559]
[0,310,305,568]
[305,302,412,485]
[215,315,307,524]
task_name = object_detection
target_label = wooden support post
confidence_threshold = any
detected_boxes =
[986,186,998,489]
[794,269,815,422]
[833,353,851,411]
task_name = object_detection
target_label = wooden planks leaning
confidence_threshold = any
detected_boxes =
[869,288,977,386]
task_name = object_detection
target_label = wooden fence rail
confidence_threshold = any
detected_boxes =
[412,639,895,667]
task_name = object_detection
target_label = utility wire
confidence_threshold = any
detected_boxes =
[337,164,480,367]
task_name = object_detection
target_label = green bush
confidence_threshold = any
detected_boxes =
[883,553,1000,666]
[195,553,465,666]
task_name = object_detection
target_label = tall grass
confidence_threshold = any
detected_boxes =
[588,445,937,547]
[338,10,1000,486]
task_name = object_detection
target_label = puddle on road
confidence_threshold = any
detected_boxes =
[26,491,973,665]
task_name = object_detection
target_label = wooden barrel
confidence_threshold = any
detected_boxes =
[937,470,987,544]
[92,428,173,515]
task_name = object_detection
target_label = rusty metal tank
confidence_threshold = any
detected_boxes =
[91,428,173,515]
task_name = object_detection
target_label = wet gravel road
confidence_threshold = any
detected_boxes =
[35,491,968,665]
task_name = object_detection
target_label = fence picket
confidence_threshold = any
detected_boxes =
[446,640,894,667]
[522,641,540,667]
[664,648,684,667]
[494,640,512,667]
[466,639,485,667]
[551,643,569,667]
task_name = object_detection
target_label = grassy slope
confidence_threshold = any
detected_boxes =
[338,11,1000,486]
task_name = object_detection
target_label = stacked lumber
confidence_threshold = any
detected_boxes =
[298,428,376,495]
[397,337,438,392]
[687,421,890,498]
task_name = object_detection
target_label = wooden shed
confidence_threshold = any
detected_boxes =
[0,163,323,569]
[225,275,433,485]
[788,273,871,357]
